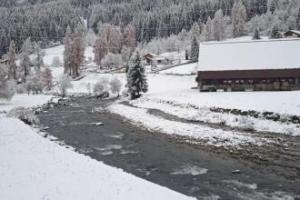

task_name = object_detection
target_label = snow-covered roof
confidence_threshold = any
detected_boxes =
[198,39,300,71]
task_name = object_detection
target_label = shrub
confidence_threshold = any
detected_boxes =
[7,107,39,125]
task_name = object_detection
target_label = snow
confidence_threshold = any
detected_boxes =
[160,62,198,75]
[108,103,270,147]
[0,89,195,200]
[0,94,53,112]
[0,118,195,200]
[198,39,300,71]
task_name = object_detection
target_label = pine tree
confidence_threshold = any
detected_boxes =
[0,64,15,101]
[191,37,199,62]
[269,0,276,14]
[270,25,282,39]
[33,43,45,71]
[212,9,226,41]
[8,41,17,80]
[253,28,261,40]
[20,38,32,81]
[296,8,300,30]
[127,51,148,100]
[203,17,214,41]
[232,0,247,38]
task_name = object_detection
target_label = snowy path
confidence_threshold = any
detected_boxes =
[37,97,300,199]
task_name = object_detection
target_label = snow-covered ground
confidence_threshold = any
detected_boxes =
[0,94,194,200]
[0,94,53,112]
[0,117,194,200]
[160,62,198,75]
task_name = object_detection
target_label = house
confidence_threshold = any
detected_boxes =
[284,30,300,38]
[143,53,171,71]
[196,39,300,92]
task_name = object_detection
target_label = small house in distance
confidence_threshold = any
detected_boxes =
[196,39,300,92]
[284,30,300,38]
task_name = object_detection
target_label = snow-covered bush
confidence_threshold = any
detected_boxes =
[58,74,73,97]
[51,56,62,68]
[238,117,255,132]
[110,77,122,97]
[93,77,110,96]
[7,107,39,125]
[25,73,43,94]
[0,64,16,101]
[100,53,122,70]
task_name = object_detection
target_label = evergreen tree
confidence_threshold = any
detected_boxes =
[33,43,45,71]
[20,38,32,80]
[8,41,17,80]
[296,8,300,30]
[270,25,282,39]
[253,28,261,40]
[191,37,199,62]
[0,64,15,101]
[127,51,148,100]
[232,0,247,38]
[212,9,226,41]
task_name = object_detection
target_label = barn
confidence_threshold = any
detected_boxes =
[196,39,300,92]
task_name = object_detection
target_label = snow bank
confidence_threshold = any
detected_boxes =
[108,104,270,147]
[0,118,195,200]
[0,94,53,112]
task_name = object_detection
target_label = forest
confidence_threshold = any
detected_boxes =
[0,0,300,57]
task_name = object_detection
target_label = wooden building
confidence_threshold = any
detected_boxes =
[196,39,300,92]
[284,30,300,38]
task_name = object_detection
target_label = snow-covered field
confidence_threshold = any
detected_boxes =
[0,95,194,200]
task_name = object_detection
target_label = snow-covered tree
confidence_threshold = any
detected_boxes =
[42,67,53,91]
[270,25,282,38]
[86,29,97,46]
[0,64,15,101]
[94,37,108,66]
[20,38,32,81]
[33,42,45,71]
[51,56,62,68]
[110,77,122,97]
[123,24,137,50]
[58,74,73,97]
[296,8,300,30]
[232,0,247,38]
[202,17,213,41]
[253,28,262,40]
[213,9,226,41]
[64,26,72,75]
[69,24,85,78]
[127,51,148,99]
[93,77,109,96]
[191,37,199,62]
[25,72,43,95]
[100,53,122,70]
[8,41,17,80]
